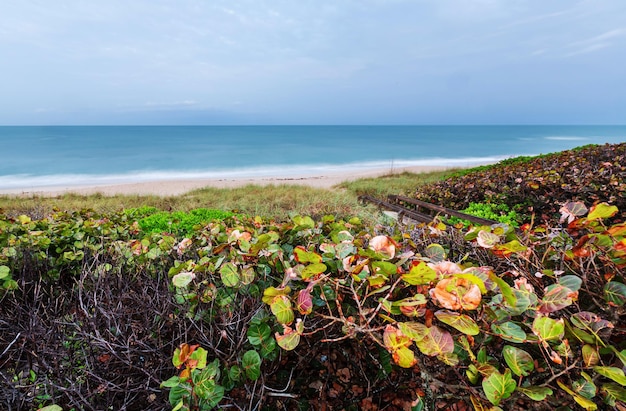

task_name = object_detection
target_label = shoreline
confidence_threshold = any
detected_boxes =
[0,165,455,197]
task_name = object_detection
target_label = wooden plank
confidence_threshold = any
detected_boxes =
[359,195,434,223]
[388,195,497,226]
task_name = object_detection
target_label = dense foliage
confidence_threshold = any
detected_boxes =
[1,198,626,410]
[414,143,626,223]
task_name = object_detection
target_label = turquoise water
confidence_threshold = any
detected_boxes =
[0,125,624,189]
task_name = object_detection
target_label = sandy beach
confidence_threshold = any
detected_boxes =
[0,165,453,197]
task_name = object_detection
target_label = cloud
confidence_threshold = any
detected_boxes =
[564,28,625,56]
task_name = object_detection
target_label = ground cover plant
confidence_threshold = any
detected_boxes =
[414,143,626,224]
[2,198,626,409]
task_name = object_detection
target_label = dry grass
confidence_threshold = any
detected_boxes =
[0,170,454,221]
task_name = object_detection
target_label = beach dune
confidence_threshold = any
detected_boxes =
[0,165,451,197]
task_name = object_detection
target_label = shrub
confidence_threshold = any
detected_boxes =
[138,208,234,235]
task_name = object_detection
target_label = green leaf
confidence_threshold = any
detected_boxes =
[558,275,582,292]
[582,344,600,367]
[262,286,291,304]
[188,347,208,369]
[242,350,262,381]
[557,380,597,411]
[489,273,517,308]
[482,369,516,406]
[425,243,446,262]
[398,321,429,341]
[516,386,553,401]
[301,262,327,280]
[602,383,626,406]
[220,262,240,287]
[434,310,480,335]
[292,215,315,229]
[275,319,304,351]
[172,271,195,288]
[491,322,527,343]
[383,325,417,368]
[573,373,597,399]
[604,282,626,307]
[532,316,565,342]
[402,261,437,285]
[161,375,181,388]
[502,345,534,377]
[293,246,322,263]
[0,265,10,280]
[247,323,272,346]
[415,326,454,356]
[587,202,618,221]
[372,261,398,276]
[270,295,294,325]
[594,366,626,386]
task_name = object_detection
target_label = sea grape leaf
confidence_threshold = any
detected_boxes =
[492,240,527,257]
[602,383,626,406]
[491,321,527,343]
[587,202,618,221]
[477,230,500,248]
[482,369,516,406]
[593,366,626,386]
[247,323,272,346]
[560,201,588,224]
[292,215,315,229]
[502,345,534,377]
[398,321,429,341]
[454,273,487,294]
[572,372,597,399]
[369,235,397,259]
[220,262,240,287]
[570,311,614,338]
[604,282,626,307]
[532,316,565,342]
[425,243,446,262]
[517,386,553,401]
[240,266,256,285]
[270,295,294,325]
[489,272,517,308]
[0,265,9,280]
[262,286,291,304]
[172,271,195,288]
[402,261,437,285]
[582,344,600,367]
[434,310,480,335]
[415,325,454,356]
[37,406,64,411]
[538,283,577,313]
[275,320,304,351]
[558,275,582,292]
[241,350,261,380]
[188,347,208,370]
[301,262,327,280]
[293,246,322,264]
[383,324,417,368]
[296,289,313,315]
[372,261,398,276]
[557,380,598,411]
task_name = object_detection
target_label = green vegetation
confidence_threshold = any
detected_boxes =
[2,143,626,410]
[135,208,234,236]
[447,202,521,228]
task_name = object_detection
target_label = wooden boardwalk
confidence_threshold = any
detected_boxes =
[359,194,498,226]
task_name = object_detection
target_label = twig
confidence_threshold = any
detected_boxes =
[0,332,21,359]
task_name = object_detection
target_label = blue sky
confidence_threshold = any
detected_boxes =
[1,0,625,125]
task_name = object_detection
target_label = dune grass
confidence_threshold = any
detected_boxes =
[0,170,454,222]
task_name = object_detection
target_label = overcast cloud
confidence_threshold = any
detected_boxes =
[1,0,625,125]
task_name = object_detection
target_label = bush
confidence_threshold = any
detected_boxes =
[137,208,234,235]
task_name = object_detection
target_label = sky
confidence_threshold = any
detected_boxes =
[1,0,625,125]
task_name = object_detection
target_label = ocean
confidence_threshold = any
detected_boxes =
[1,125,625,190]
